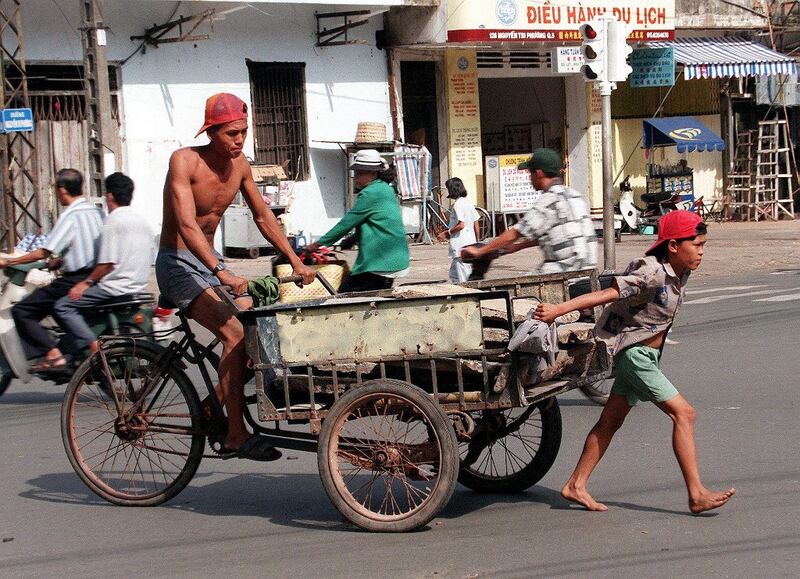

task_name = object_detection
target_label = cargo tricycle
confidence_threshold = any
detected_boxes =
[60,269,610,532]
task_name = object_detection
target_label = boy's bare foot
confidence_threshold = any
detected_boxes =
[689,487,736,514]
[561,483,608,511]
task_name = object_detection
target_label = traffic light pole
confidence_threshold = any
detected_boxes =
[600,86,615,270]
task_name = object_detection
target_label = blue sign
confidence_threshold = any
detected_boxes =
[630,47,675,88]
[1,108,34,133]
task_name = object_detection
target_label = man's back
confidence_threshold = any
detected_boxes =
[517,183,598,273]
[97,206,153,296]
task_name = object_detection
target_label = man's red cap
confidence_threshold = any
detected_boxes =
[196,93,249,137]
[645,210,704,256]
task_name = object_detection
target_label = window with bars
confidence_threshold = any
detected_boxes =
[247,61,310,180]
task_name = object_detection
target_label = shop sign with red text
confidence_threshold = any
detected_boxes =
[447,0,675,43]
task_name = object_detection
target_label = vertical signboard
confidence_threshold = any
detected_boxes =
[446,48,484,204]
[587,84,604,210]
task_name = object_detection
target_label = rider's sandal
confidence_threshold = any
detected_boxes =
[220,434,282,462]
[29,355,68,372]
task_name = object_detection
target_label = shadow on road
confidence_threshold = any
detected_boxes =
[0,391,65,405]
[20,469,581,532]
[440,485,564,519]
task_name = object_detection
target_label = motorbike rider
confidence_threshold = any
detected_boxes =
[0,168,103,371]
[53,172,153,356]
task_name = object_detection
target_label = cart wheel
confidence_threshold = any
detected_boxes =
[458,399,561,493]
[61,341,204,506]
[247,247,260,259]
[580,378,612,405]
[317,379,458,532]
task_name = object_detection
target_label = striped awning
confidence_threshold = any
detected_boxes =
[650,37,797,80]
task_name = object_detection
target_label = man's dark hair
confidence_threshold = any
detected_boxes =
[105,172,135,206]
[652,221,708,259]
[445,177,468,198]
[55,168,84,197]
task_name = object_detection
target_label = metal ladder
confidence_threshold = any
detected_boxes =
[724,130,756,220]
[753,119,795,221]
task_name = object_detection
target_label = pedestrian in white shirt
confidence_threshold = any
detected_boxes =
[438,177,481,283]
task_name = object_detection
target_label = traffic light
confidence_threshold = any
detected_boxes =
[607,20,633,82]
[580,20,607,83]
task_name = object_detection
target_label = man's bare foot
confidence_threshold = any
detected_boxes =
[561,482,608,512]
[689,487,736,514]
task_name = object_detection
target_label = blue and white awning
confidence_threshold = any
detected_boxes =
[643,117,725,153]
[650,37,797,80]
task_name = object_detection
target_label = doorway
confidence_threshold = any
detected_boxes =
[400,61,440,185]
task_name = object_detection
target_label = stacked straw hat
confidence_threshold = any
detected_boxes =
[354,122,387,144]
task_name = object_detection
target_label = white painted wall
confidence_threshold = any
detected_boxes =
[19,1,392,238]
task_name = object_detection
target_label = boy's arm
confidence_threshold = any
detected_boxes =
[535,286,621,324]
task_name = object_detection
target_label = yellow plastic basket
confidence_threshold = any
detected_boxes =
[274,261,348,303]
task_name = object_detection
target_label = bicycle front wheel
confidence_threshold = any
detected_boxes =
[475,207,492,241]
[61,342,204,506]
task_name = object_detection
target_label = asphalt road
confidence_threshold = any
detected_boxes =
[1,269,799,578]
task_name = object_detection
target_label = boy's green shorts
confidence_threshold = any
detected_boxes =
[611,344,679,406]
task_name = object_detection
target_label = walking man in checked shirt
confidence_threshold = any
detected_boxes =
[460,148,597,273]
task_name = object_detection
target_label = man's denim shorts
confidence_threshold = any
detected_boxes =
[611,344,679,406]
[154,248,221,312]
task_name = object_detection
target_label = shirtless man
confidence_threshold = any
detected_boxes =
[156,93,315,461]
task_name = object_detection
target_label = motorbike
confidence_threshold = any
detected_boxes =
[0,261,164,397]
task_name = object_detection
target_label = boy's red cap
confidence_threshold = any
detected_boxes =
[196,93,248,137]
[645,210,704,256]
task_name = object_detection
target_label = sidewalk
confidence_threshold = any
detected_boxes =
[225,220,800,284]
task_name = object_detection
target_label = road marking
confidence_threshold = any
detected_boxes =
[685,287,800,304]
[664,338,679,345]
[687,285,768,295]
[753,293,800,303]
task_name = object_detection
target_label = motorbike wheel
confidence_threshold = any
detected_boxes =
[0,372,12,397]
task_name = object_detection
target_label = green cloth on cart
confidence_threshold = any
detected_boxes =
[247,276,280,308]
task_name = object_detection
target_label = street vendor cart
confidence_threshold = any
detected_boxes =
[60,269,611,532]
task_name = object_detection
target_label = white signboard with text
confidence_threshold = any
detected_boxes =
[485,155,541,213]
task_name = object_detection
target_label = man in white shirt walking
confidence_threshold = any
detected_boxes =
[438,177,480,283]
[53,172,154,356]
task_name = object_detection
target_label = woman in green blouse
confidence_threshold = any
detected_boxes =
[306,149,410,292]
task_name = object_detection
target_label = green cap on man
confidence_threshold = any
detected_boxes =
[518,148,563,175]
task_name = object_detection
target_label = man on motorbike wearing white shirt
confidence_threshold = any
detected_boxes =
[55,172,153,356]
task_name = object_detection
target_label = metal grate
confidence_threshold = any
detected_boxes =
[477,51,552,71]
[247,61,309,180]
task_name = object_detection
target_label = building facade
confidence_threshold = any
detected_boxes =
[14,0,434,239]
[386,0,787,215]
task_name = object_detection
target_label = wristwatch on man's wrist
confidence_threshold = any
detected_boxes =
[85,279,95,286]
[212,262,226,276]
